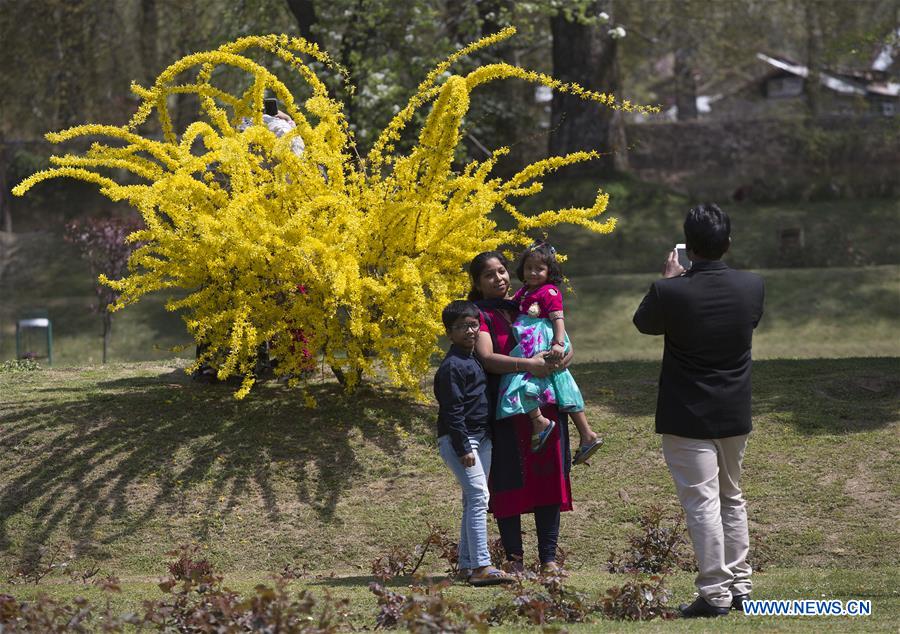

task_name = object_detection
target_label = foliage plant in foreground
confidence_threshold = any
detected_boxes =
[14,27,655,399]
[0,540,676,630]
[0,359,42,373]
[487,571,599,626]
[600,575,676,621]
[606,504,694,574]
[369,580,488,632]
[370,523,461,581]
[0,546,352,633]
[367,525,675,626]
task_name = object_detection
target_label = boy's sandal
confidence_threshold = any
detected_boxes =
[455,568,472,583]
[572,437,604,466]
[530,419,557,453]
[469,566,513,587]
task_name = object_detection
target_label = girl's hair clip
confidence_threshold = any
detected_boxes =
[529,241,556,256]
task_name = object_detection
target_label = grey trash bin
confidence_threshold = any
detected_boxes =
[15,309,52,365]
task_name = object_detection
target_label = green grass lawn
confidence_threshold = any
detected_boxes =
[1,357,897,630]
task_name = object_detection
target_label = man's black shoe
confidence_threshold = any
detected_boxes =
[679,597,730,618]
[731,593,750,612]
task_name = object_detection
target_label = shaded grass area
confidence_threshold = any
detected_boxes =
[0,232,192,366]
[516,176,900,274]
[0,291,193,366]
[565,265,900,361]
[1,358,896,597]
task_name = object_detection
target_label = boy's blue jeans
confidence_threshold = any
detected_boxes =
[438,431,493,570]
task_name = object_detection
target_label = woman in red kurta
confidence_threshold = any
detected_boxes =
[468,251,573,572]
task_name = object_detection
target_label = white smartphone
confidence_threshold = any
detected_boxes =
[675,243,692,270]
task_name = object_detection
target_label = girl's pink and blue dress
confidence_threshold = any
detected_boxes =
[496,283,585,420]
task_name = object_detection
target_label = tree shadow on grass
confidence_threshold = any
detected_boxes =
[750,358,900,434]
[0,371,432,568]
[572,357,899,435]
[2,357,896,572]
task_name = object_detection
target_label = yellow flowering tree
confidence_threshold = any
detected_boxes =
[14,27,655,400]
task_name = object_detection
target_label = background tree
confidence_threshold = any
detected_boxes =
[672,1,699,120]
[64,215,143,363]
[285,0,318,43]
[549,1,623,176]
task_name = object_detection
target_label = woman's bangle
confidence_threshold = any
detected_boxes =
[515,359,520,372]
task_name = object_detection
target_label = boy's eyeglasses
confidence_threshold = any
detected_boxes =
[451,322,480,332]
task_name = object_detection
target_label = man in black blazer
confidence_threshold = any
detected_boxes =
[633,203,764,618]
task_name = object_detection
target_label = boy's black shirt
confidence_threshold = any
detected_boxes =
[434,344,490,456]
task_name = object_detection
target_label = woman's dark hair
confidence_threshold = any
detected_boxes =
[467,251,512,300]
[441,300,480,330]
[684,203,731,259]
[515,242,564,285]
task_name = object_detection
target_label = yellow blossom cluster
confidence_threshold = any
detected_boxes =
[14,28,656,399]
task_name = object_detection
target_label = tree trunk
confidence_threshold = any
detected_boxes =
[335,0,380,131]
[0,138,11,233]
[549,0,620,177]
[102,312,112,364]
[52,1,87,128]
[330,364,362,389]
[804,0,823,116]
[167,5,195,134]
[140,0,159,87]
[674,48,698,120]
[673,4,698,121]
[285,0,318,44]
[472,0,524,175]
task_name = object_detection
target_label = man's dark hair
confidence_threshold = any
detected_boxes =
[442,300,480,330]
[515,242,564,285]
[684,203,731,259]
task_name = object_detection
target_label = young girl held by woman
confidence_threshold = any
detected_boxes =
[496,242,604,465]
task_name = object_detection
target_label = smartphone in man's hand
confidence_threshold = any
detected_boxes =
[264,97,278,116]
[675,243,692,270]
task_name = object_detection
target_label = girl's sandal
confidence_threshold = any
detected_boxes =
[469,566,513,587]
[540,561,565,576]
[572,437,604,466]
[530,418,556,453]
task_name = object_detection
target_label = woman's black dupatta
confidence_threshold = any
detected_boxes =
[474,297,526,492]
